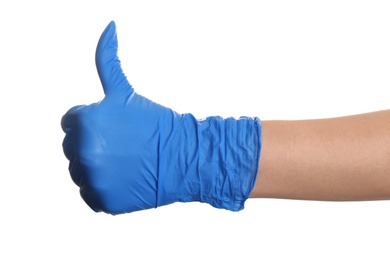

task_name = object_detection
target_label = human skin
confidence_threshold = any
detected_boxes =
[250,109,390,201]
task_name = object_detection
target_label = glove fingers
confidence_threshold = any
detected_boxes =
[61,105,85,133]
[80,185,103,213]
[61,105,85,161]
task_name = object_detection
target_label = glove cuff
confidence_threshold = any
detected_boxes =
[157,114,262,211]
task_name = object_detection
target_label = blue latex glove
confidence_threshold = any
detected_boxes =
[61,21,262,215]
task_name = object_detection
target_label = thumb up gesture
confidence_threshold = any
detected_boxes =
[61,21,262,215]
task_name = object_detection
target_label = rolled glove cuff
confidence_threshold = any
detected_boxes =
[157,113,262,211]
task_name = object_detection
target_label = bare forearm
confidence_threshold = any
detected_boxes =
[250,109,390,201]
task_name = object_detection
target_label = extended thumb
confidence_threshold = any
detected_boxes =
[95,21,133,97]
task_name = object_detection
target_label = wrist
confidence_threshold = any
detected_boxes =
[157,114,262,211]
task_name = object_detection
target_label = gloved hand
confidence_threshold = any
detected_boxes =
[61,21,262,215]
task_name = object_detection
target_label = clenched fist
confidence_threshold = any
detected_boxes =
[61,21,262,215]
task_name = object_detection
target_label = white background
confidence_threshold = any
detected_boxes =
[1,1,390,259]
